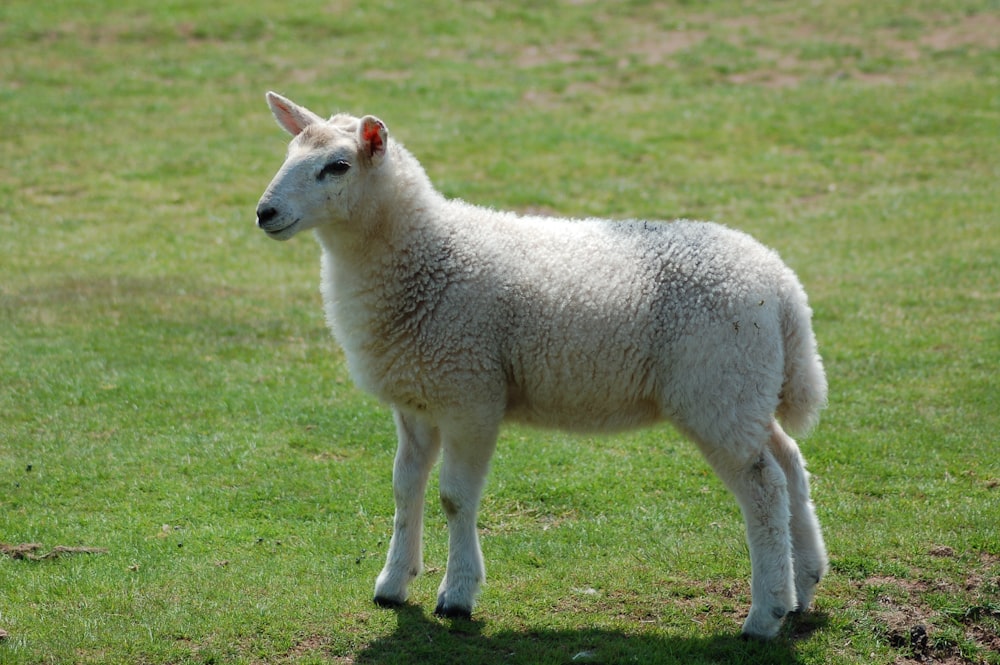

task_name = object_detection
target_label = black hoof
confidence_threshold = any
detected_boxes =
[434,603,472,620]
[373,596,405,609]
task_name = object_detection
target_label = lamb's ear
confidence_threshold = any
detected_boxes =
[266,91,324,136]
[359,116,388,163]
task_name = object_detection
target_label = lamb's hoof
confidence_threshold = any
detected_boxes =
[740,607,787,641]
[739,630,773,642]
[433,602,472,620]
[373,595,405,609]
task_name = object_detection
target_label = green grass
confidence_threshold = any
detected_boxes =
[2,1,998,663]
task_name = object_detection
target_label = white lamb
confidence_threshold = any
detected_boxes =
[255,92,829,640]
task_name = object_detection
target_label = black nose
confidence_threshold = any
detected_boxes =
[256,206,278,227]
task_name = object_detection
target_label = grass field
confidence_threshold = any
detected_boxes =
[2,1,998,663]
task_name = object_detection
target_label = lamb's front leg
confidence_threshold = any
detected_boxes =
[434,417,500,619]
[374,410,441,607]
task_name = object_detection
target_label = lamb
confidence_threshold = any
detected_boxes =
[254,92,829,640]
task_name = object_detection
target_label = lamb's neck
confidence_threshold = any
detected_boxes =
[314,187,451,297]
[315,190,436,256]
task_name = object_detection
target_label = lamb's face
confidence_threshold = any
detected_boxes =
[257,126,364,240]
[256,92,387,241]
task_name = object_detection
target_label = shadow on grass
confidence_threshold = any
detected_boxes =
[354,604,824,665]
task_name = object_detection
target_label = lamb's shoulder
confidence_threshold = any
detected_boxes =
[323,212,506,412]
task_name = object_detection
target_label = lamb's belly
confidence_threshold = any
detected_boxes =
[505,392,662,433]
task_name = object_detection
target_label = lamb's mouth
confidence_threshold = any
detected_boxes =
[262,219,300,239]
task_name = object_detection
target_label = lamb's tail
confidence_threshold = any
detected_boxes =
[776,288,828,437]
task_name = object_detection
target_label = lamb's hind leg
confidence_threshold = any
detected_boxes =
[374,409,441,607]
[702,441,796,640]
[768,421,828,612]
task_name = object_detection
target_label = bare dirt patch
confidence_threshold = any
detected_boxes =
[280,634,338,662]
[631,10,999,89]
[920,13,1000,52]
[279,638,356,665]
[1,542,108,561]
[854,550,1000,664]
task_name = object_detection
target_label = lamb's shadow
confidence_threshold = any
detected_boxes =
[354,604,824,665]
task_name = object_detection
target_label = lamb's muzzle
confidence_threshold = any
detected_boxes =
[256,205,278,226]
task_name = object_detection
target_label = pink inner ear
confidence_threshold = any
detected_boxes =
[363,121,384,156]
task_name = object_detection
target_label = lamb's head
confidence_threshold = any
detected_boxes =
[256,92,388,241]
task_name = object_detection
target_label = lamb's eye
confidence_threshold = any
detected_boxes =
[318,160,351,180]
